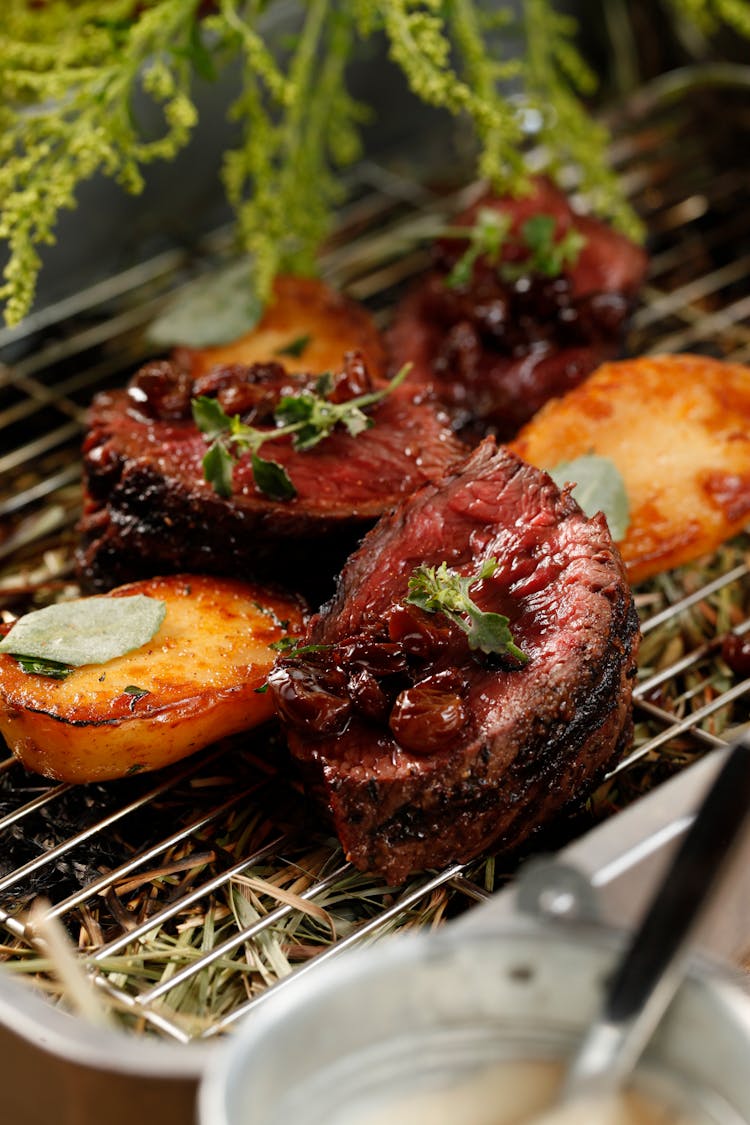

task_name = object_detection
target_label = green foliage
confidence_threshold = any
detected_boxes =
[147,259,264,347]
[0,0,202,325]
[444,207,512,287]
[2,0,749,327]
[12,655,73,680]
[668,0,750,36]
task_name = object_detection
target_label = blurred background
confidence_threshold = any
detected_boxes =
[21,0,750,317]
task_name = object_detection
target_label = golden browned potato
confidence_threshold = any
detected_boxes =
[0,575,304,783]
[510,354,750,584]
[175,275,386,379]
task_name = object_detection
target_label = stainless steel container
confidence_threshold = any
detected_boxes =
[200,924,750,1125]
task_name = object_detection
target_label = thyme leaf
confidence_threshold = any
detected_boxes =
[406,558,528,663]
[202,440,236,500]
[503,216,587,280]
[250,454,296,502]
[444,208,512,288]
[194,363,410,500]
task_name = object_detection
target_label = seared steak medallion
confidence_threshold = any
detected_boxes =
[269,441,639,883]
[389,178,647,440]
[77,355,463,595]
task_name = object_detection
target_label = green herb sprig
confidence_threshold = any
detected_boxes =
[193,363,410,500]
[406,557,528,663]
[443,208,587,289]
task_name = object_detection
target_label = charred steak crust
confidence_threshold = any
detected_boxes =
[77,359,463,594]
[270,441,639,883]
[388,177,647,440]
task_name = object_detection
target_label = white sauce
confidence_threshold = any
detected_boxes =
[334,1059,704,1125]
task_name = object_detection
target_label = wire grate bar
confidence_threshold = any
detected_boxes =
[633,697,729,750]
[90,832,291,962]
[90,974,194,1043]
[0,464,82,519]
[48,788,263,923]
[204,862,468,1037]
[0,750,228,895]
[139,861,353,1005]
[640,563,750,635]
[613,681,750,775]
[0,782,71,832]
[0,420,85,474]
[632,255,750,331]
[635,641,721,699]
[651,291,750,354]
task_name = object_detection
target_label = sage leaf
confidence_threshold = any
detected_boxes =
[147,260,264,348]
[548,454,630,540]
[0,596,167,668]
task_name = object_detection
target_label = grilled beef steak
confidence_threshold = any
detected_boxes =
[77,355,463,596]
[389,178,647,440]
[269,441,639,883]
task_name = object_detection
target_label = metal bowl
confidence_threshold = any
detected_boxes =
[199,923,750,1125]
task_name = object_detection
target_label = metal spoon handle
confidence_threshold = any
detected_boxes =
[563,731,750,1099]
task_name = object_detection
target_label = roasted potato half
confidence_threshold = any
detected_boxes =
[510,354,750,584]
[175,275,386,379]
[0,575,304,783]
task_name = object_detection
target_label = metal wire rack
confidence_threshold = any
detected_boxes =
[2,82,750,1045]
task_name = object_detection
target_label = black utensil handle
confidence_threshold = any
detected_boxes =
[606,732,750,1023]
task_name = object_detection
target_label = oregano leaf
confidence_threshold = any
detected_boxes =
[251,454,296,501]
[406,558,528,662]
[202,440,235,498]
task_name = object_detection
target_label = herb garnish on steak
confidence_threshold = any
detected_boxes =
[77,353,463,596]
[389,177,647,440]
[269,441,639,883]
